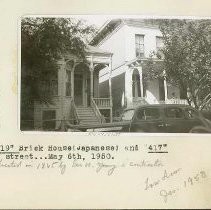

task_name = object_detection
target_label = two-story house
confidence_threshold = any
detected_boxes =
[90,19,187,115]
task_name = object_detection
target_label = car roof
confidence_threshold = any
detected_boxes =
[124,104,193,111]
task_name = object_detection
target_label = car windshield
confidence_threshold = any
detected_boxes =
[121,109,135,121]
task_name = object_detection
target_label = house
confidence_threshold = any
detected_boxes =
[90,19,188,115]
[33,45,113,130]
[32,18,189,130]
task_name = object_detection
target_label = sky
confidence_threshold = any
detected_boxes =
[72,15,110,29]
[82,16,109,28]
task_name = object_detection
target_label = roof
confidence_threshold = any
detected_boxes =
[86,45,112,56]
[90,18,160,46]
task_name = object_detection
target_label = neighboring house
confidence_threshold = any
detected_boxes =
[90,19,188,115]
[33,46,113,130]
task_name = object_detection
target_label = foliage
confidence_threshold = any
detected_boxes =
[21,18,96,130]
[21,17,96,118]
[144,19,211,109]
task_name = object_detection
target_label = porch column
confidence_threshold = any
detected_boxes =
[163,70,168,101]
[57,58,66,130]
[71,62,76,98]
[58,59,66,97]
[90,70,94,98]
[137,66,144,97]
[109,55,113,122]
[125,66,133,107]
[89,57,94,98]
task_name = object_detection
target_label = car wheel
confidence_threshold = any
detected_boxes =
[189,126,211,133]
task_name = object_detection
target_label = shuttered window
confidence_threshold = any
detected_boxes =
[156,36,164,58]
[135,34,144,57]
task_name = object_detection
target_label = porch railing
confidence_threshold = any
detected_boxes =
[70,98,79,124]
[132,97,188,106]
[159,99,188,105]
[91,98,106,123]
[93,98,111,108]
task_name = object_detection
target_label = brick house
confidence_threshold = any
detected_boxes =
[33,45,113,130]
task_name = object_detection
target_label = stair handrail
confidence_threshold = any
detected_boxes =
[91,97,105,123]
[70,98,79,124]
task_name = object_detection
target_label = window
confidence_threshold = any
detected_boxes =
[135,34,144,57]
[180,85,187,99]
[40,80,58,96]
[42,110,56,130]
[165,107,184,119]
[66,70,71,96]
[137,108,160,120]
[40,80,48,93]
[121,109,135,121]
[156,36,164,58]
[185,108,198,119]
[51,80,58,96]
[156,36,164,51]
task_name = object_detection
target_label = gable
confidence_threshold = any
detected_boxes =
[90,19,160,47]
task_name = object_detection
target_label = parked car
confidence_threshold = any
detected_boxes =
[201,110,211,121]
[66,104,211,133]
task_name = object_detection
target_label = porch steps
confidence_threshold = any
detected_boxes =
[75,107,100,125]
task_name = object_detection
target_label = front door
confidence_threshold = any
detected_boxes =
[74,74,83,106]
[86,77,91,106]
[130,107,166,132]
[74,72,91,107]
[164,106,205,133]
[163,106,187,133]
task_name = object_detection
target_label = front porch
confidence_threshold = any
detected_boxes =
[33,46,113,130]
[58,46,113,125]
[125,57,188,108]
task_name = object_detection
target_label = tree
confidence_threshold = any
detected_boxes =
[21,17,96,126]
[144,19,211,110]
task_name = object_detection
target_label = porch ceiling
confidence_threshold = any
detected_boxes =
[94,63,108,72]
[126,57,163,68]
[86,45,112,57]
[63,45,112,71]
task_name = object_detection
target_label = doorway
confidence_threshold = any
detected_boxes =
[132,69,141,97]
[85,77,91,106]
[158,78,165,100]
[74,64,91,107]
[74,74,83,106]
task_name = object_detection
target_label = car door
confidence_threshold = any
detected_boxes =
[183,107,205,131]
[130,107,166,132]
[164,106,188,133]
